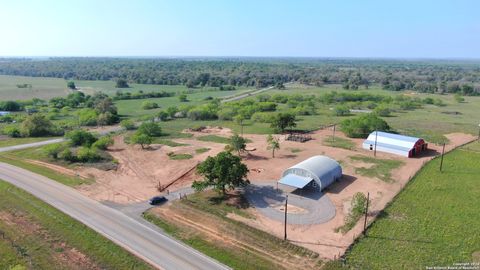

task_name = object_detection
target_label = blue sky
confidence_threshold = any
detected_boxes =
[0,0,479,58]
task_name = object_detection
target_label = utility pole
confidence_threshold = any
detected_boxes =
[284,194,288,241]
[477,124,480,141]
[332,124,336,142]
[439,143,446,172]
[374,131,378,157]
[363,192,370,235]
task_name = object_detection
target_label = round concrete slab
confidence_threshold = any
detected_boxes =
[245,182,336,225]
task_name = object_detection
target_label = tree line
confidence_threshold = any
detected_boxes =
[1,57,479,94]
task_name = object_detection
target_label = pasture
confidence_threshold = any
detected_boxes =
[329,142,480,269]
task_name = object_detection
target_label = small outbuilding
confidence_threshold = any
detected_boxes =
[362,131,427,157]
[278,155,342,191]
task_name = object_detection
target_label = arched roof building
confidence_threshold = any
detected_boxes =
[279,155,342,191]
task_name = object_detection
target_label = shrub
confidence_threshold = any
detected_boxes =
[374,105,391,117]
[92,136,114,150]
[3,125,21,137]
[20,114,60,137]
[76,147,101,162]
[131,132,153,149]
[78,108,98,126]
[141,101,159,110]
[120,119,136,130]
[59,148,75,162]
[66,130,97,147]
[340,113,390,138]
[157,111,169,121]
[137,122,162,137]
[44,143,65,159]
[334,105,350,116]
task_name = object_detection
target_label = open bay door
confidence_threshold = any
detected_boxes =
[278,174,313,189]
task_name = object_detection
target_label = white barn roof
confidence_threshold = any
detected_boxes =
[280,155,342,190]
[363,131,424,157]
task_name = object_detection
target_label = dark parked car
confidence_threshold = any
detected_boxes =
[149,196,167,205]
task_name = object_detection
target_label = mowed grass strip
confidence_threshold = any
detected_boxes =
[331,143,480,269]
[349,155,404,183]
[323,136,356,150]
[0,180,153,270]
[0,154,92,187]
[144,190,322,270]
[0,137,59,148]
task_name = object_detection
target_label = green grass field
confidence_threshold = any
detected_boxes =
[0,136,58,148]
[0,144,92,187]
[0,180,153,269]
[327,142,480,269]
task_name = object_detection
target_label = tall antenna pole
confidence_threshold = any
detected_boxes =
[439,143,446,172]
[284,194,288,240]
[363,192,370,235]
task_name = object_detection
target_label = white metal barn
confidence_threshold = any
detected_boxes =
[278,155,342,191]
[362,131,427,157]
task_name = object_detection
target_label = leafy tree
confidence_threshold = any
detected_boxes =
[178,94,188,102]
[20,114,59,137]
[340,113,390,138]
[193,151,249,195]
[233,114,246,135]
[92,136,114,150]
[120,119,136,130]
[137,122,162,137]
[141,101,159,110]
[270,113,296,133]
[227,134,247,155]
[373,105,391,117]
[0,101,22,111]
[454,93,465,103]
[166,106,179,118]
[76,147,101,162]
[334,105,350,116]
[66,130,97,147]
[3,125,21,137]
[67,81,76,89]
[77,108,98,126]
[115,78,129,88]
[157,111,169,121]
[131,132,152,149]
[266,134,280,158]
[44,143,64,159]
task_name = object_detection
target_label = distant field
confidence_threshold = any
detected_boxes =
[0,180,152,269]
[326,142,480,269]
[0,74,251,101]
[0,75,71,100]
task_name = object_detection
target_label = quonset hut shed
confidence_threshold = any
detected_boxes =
[278,155,342,191]
[362,131,427,157]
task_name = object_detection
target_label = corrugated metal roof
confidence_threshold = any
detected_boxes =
[365,131,421,149]
[278,174,313,189]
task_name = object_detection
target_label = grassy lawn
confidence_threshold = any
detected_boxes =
[197,135,232,144]
[0,137,59,148]
[0,180,153,269]
[328,142,480,269]
[144,190,322,270]
[167,153,193,160]
[0,145,92,187]
[195,147,210,154]
[323,136,356,150]
[152,138,188,147]
[349,155,404,183]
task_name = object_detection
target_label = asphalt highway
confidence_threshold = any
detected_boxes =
[0,162,229,270]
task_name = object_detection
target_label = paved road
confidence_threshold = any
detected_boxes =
[0,138,66,153]
[221,82,293,103]
[245,182,336,225]
[0,162,229,270]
